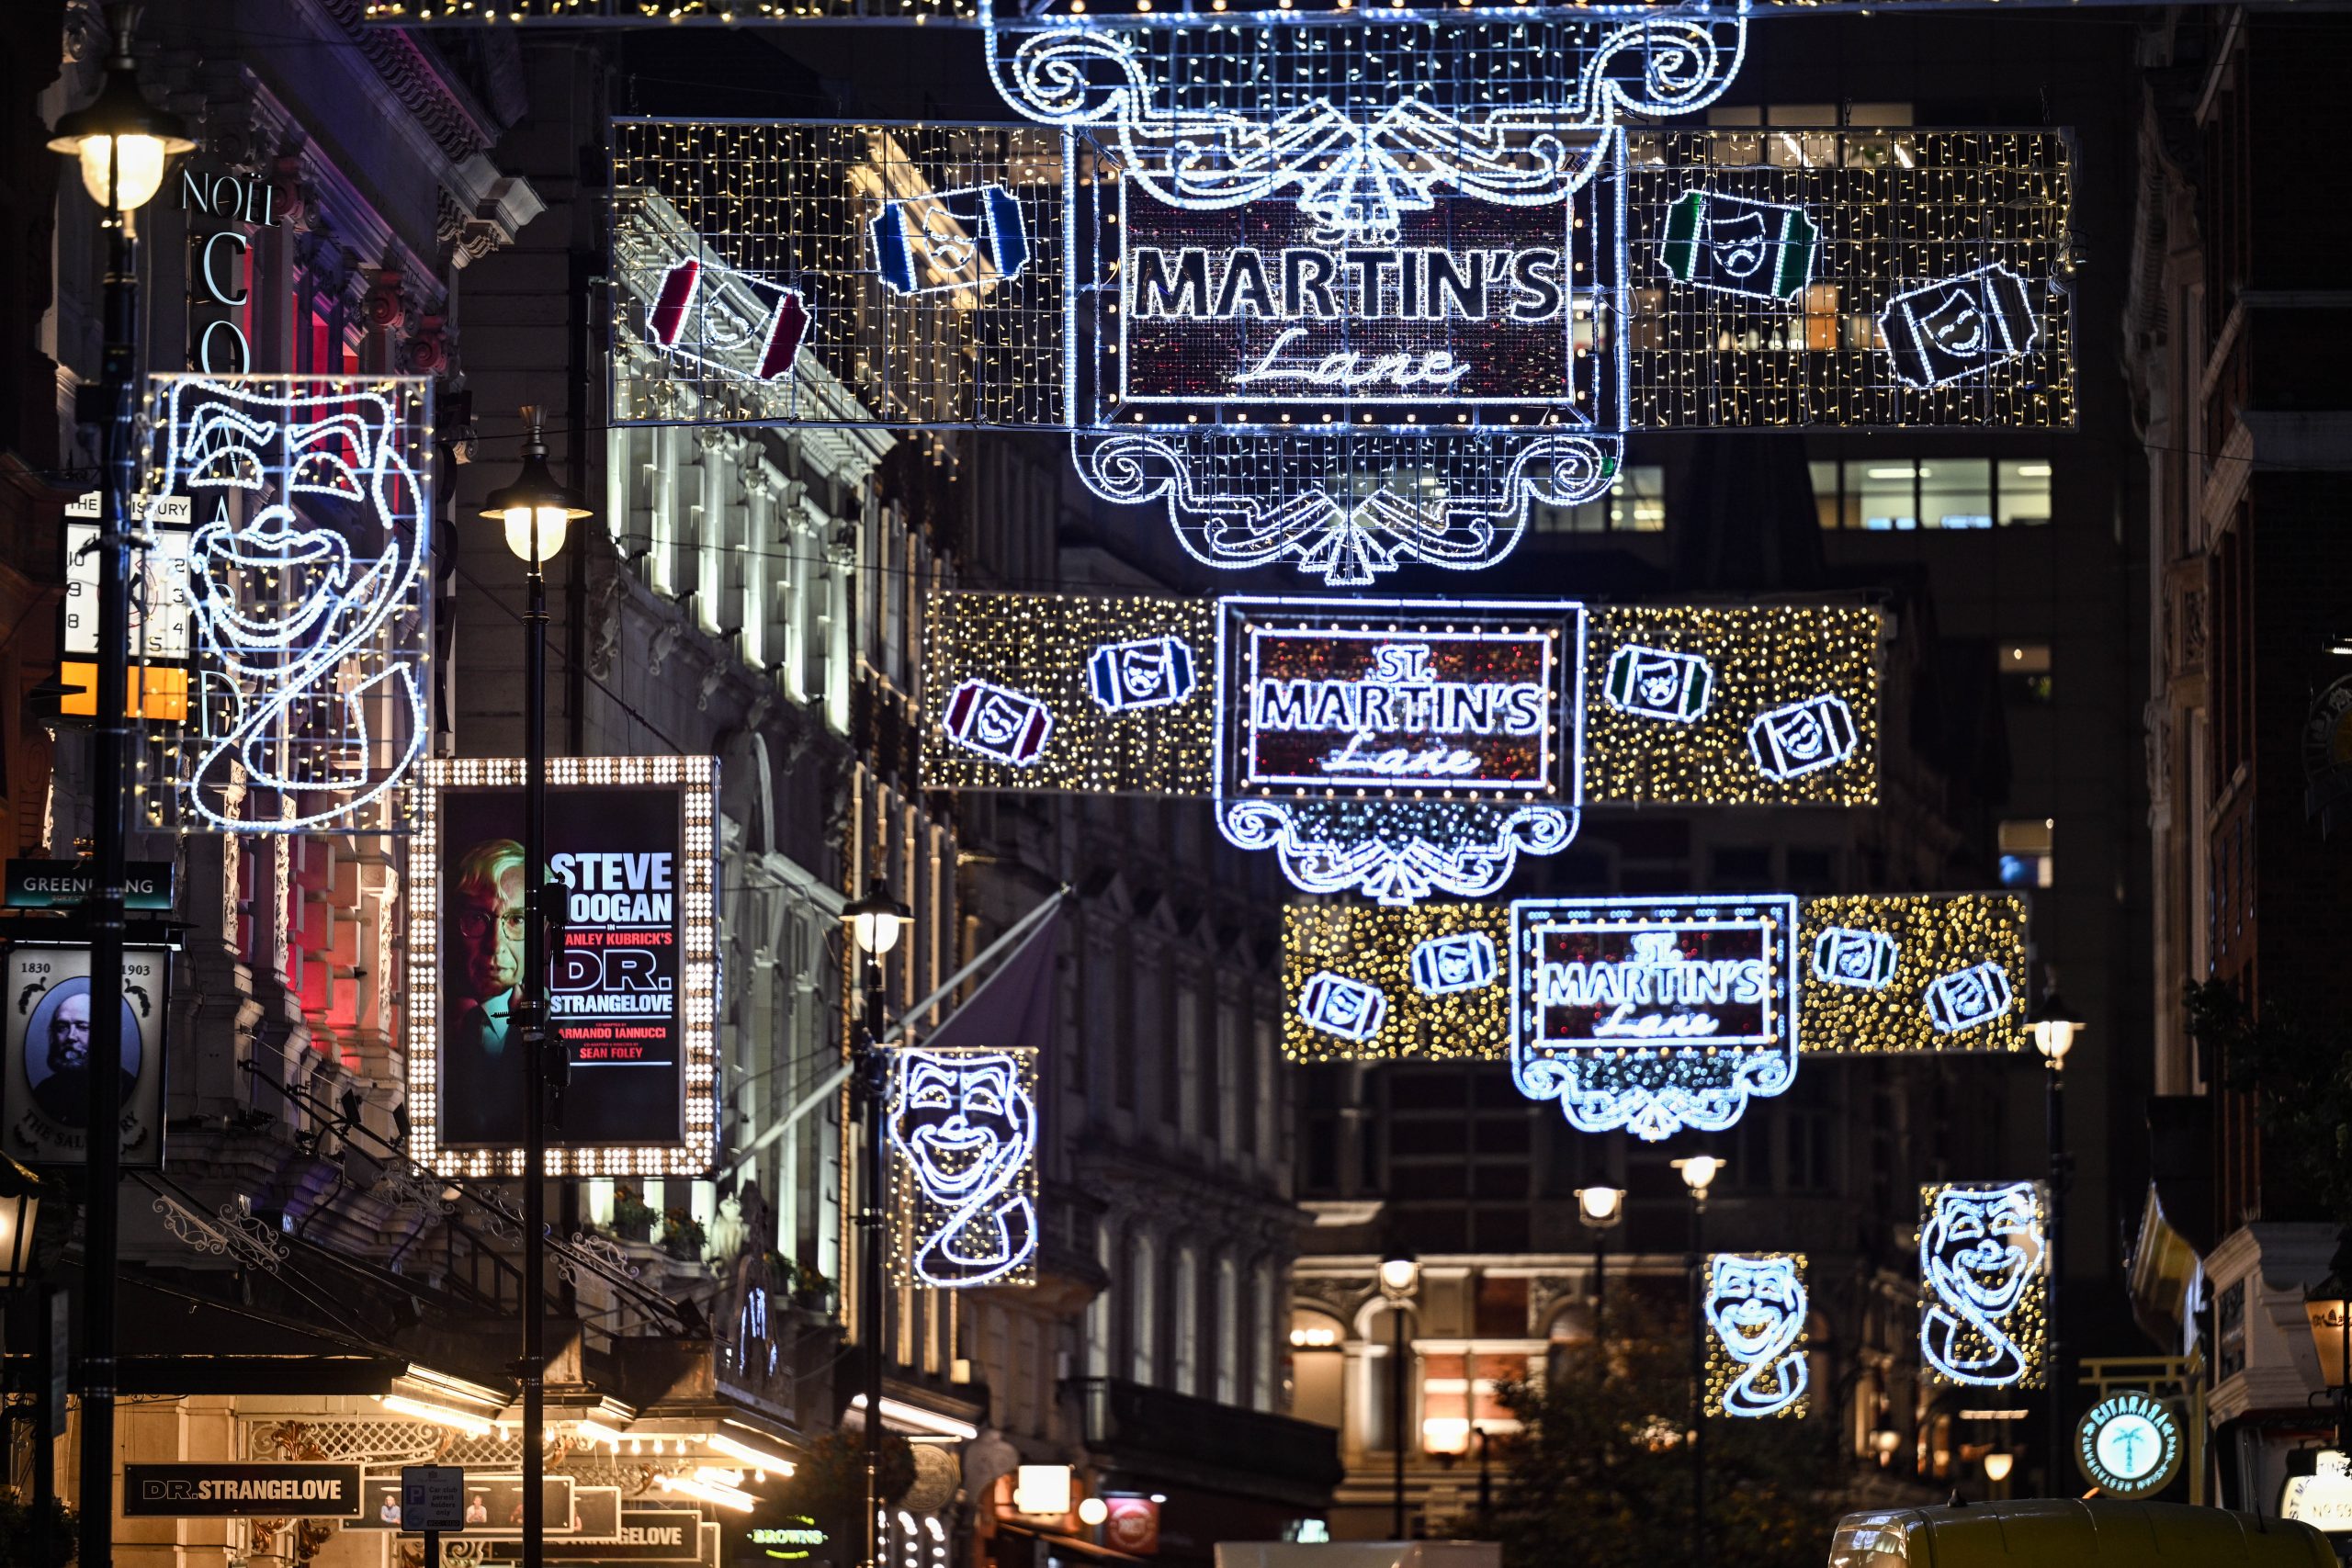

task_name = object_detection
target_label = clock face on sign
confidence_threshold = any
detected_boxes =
[2075,1392,2183,1498]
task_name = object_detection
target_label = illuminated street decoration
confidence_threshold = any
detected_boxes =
[1510,894,1799,1141]
[639,252,812,382]
[1705,1254,1809,1417]
[141,374,432,836]
[925,592,1881,901]
[1214,597,1583,905]
[1880,264,2039,389]
[1926,961,2016,1035]
[609,119,2073,582]
[1411,931,1497,997]
[406,755,721,1180]
[1811,927,1898,989]
[1747,694,1860,783]
[367,0,2194,23]
[1918,1180,2049,1388]
[941,679,1056,767]
[888,1047,1038,1288]
[1284,892,2025,1062]
[869,184,1030,296]
[1088,635,1196,713]
[1604,645,1713,724]
[1296,972,1388,1044]
[1661,191,1816,301]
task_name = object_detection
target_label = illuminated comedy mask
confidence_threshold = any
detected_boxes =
[149,375,431,834]
[1918,1181,2048,1387]
[890,1051,1035,1202]
[887,1046,1041,1288]
[1704,1254,1808,1417]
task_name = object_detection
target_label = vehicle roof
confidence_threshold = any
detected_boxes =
[1831,1498,2333,1567]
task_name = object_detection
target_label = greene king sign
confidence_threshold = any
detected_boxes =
[1215,598,1583,805]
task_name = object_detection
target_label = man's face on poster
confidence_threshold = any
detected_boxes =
[454,849,527,1003]
[47,991,90,1074]
[891,1053,1033,1201]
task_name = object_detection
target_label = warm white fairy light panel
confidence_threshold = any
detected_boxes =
[141,374,433,836]
[1283,892,2027,1062]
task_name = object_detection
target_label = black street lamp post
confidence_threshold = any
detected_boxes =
[1672,1156,1723,1568]
[2029,991,2081,1491]
[44,20,192,1568]
[481,408,591,1568]
[1576,1184,1625,1368]
[844,883,910,1568]
[1378,1249,1419,1540]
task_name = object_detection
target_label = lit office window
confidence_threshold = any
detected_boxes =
[1997,818,2054,889]
[1810,458,2052,531]
[1535,465,1667,534]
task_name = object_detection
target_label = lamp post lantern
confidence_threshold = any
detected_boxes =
[1377,1249,1419,1540]
[2029,989,2081,1491]
[1672,1156,1724,1568]
[481,406,591,1568]
[46,19,192,1568]
[844,881,910,1568]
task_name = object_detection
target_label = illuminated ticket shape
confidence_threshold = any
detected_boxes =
[1509,894,1799,1141]
[1661,190,1817,301]
[1881,264,2040,390]
[1282,891,2028,1063]
[870,184,1030,297]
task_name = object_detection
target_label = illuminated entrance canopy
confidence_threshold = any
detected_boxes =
[922,592,1879,902]
[1280,891,2028,1062]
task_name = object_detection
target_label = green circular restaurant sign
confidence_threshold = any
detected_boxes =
[2075,1390,2183,1498]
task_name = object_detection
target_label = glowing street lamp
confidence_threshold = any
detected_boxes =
[45,19,194,217]
[1671,1157,1724,1568]
[845,882,912,959]
[1378,1248,1419,1539]
[1577,1186,1625,1365]
[2029,987,2083,1485]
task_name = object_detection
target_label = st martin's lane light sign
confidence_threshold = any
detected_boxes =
[922,592,1879,903]
[609,111,2074,585]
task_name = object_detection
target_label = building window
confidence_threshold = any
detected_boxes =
[1173,1245,1201,1396]
[1534,464,1666,534]
[1809,457,2050,531]
[1289,1307,1346,1428]
[1419,1351,1527,1456]
[2000,643,2053,704]
[1129,1231,1157,1384]
[1998,818,2054,888]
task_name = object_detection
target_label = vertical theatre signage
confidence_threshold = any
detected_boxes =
[888,1046,1039,1289]
[178,167,285,376]
[2,942,170,1167]
[143,373,433,834]
[61,491,193,723]
[1510,894,1797,1141]
[1918,1180,2049,1389]
[408,756,719,1179]
[1213,597,1584,906]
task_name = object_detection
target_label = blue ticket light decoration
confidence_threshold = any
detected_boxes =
[870,183,1030,296]
[1281,891,2028,1062]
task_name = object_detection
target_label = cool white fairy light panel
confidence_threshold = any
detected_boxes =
[141,374,433,835]
[1918,1180,2049,1389]
[888,1047,1039,1289]
[1510,894,1799,1142]
[1705,1254,1809,1417]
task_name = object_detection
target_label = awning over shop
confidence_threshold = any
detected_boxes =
[99,1269,408,1396]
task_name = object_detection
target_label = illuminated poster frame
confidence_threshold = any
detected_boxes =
[407,756,720,1179]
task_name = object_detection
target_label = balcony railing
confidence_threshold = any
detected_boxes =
[1063,1376,1343,1506]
